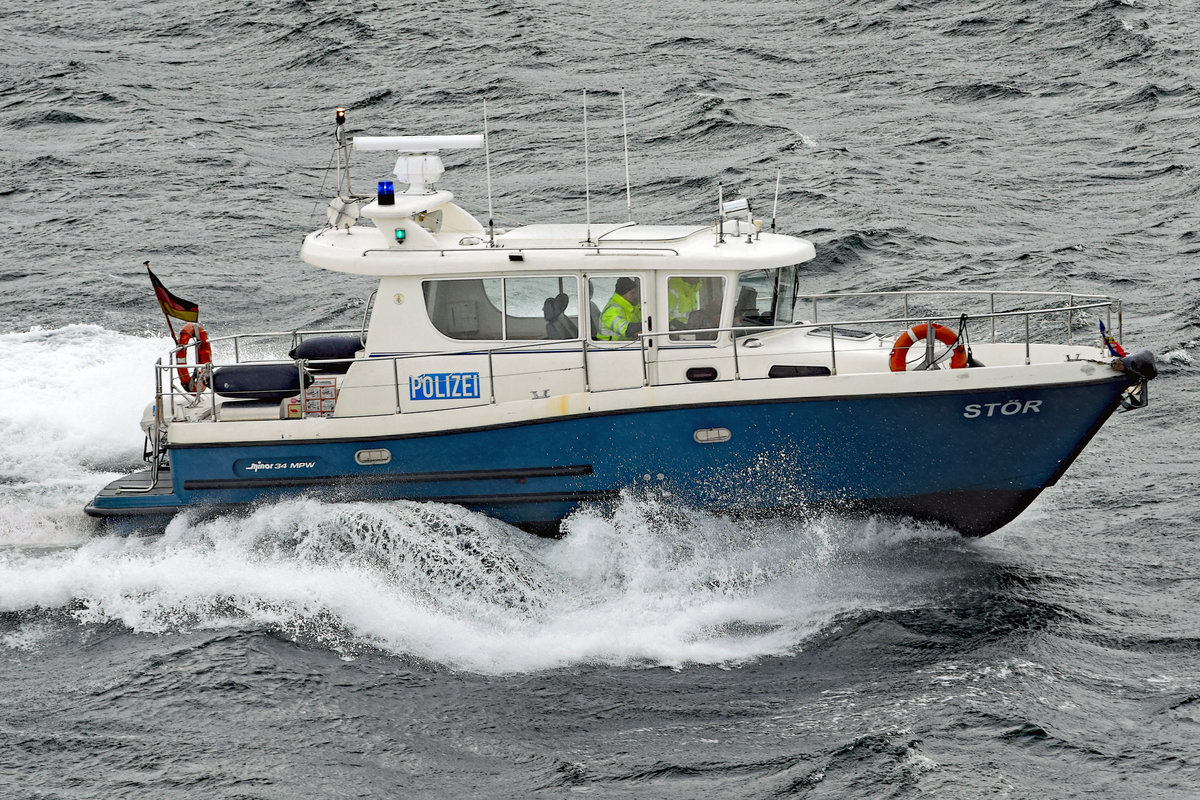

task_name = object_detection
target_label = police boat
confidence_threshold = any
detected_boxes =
[86,109,1157,537]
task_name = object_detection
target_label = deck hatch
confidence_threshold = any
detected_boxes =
[805,325,876,340]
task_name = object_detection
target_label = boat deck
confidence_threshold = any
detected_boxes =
[86,469,181,517]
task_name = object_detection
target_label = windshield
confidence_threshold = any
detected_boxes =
[734,266,800,328]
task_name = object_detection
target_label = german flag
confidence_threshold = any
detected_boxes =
[146,263,199,323]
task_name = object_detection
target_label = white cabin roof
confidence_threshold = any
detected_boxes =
[300,164,815,276]
[600,225,708,242]
[492,223,713,248]
[494,223,629,247]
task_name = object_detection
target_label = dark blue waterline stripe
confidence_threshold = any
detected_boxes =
[183,463,593,491]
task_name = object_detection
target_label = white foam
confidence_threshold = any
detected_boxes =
[0,325,168,545]
[0,325,970,671]
[1162,348,1192,366]
[0,494,966,674]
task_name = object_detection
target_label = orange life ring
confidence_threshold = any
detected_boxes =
[176,322,212,391]
[889,323,967,372]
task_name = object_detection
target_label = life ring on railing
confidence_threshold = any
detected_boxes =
[889,323,967,372]
[175,322,212,391]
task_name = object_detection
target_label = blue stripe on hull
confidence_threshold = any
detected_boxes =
[91,377,1129,536]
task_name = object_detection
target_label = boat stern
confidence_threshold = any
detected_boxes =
[85,469,186,519]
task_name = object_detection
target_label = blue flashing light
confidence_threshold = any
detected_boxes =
[377,180,395,206]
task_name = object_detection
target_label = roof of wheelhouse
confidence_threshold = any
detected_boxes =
[301,132,816,276]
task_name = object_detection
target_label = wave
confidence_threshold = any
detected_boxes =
[1091,83,1199,113]
[0,493,966,674]
[11,109,106,127]
[807,228,934,275]
[0,325,168,545]
[924,82,1031,102]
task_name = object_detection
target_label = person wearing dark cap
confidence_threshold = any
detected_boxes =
[597,276,642,340]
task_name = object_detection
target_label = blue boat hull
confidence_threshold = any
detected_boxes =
[87,376,1131,536]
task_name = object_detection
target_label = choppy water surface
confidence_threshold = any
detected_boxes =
[2,1,1198,797]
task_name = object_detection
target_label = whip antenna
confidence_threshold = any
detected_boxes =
[621,88,632,222]
[334,106,347,198]
[716,182,725,245]
[583,90,593,244]
[484,99,495,247]
[771,166,781,233]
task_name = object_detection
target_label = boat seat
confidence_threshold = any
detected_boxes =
[735,286,757,317]
[544,293,578,339]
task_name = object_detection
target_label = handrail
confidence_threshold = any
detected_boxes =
[796,288,1113,302]
[164,300,1121,380]
[211,326,363,349]
[151,292,1127,430]
[197,291,1115,356]
[799,288,1114,348]
[646,299,1117,344]
[122,358,166,493]
[164,298,1119,376]
[358,245,682,258]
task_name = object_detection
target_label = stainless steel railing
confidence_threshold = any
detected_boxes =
[800,289,1119,346]
[156,290,1125,421]
[130,289,1130,495]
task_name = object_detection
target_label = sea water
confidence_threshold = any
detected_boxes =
[1,0,1198,797]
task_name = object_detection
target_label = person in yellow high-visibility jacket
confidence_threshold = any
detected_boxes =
[668,276,702,330]
[597,277,642,340]
[669,275,722,339]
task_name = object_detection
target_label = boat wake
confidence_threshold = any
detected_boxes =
[0,324,997,674]
[0,492,963,674]
[1,327,979,674]
[0,325,169,545]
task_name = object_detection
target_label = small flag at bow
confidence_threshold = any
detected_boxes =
[146,262,199,323]
[1099,320,1126,358]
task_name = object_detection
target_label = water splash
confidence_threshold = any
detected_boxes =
[0,493,963,674]
[0,325,167,546]
[0,326,969,674]
[1162,348,1192,366]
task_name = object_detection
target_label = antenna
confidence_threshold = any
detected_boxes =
[583,89,592,244]
[771,167,781,232]
[334,107,346,198]
[334,106,356,199]
[484,99,495,247]
[621,88,632,223]
[716,182,725,245]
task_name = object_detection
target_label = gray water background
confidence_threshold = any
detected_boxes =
[1,1,1198,797]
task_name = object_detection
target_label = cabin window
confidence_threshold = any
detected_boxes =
[734,269,783,331]
[588,276,645,341]
[772,265,800,325]
[423,276,579,341]
[501,276,580,340]
[423,278,502,339]
[667,275,725,341]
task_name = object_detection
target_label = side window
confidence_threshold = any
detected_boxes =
[503,276,580,341]
[588,276,643,342]
[734,270,776,330]
[423,277,580,341]
[772,265,798,325]
[424,278,502,339]
[667,275,725,341]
